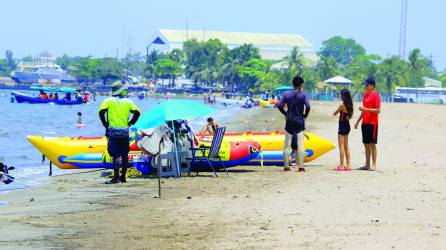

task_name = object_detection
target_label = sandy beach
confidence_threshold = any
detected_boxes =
[1,101,445,249]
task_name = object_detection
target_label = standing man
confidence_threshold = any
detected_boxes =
[99,80,140,184]
[354,77,381,171]
[277,76,310,172]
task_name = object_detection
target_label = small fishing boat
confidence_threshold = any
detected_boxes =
[12,86,85,105]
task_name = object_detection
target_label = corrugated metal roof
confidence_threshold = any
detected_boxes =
[159,29,313,48]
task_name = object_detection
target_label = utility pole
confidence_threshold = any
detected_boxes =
[399,0,408,59]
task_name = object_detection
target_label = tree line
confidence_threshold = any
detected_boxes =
[1,36,445,95]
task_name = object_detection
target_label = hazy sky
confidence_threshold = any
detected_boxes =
[1,0,445,70]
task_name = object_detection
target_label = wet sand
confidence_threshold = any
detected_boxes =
[1,102,446,249]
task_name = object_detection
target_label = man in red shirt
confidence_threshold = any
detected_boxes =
[354,77,381,171]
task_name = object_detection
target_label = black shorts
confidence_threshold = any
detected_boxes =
[338,121,351,135]
[107,136,130,158]
[361,124,378,144]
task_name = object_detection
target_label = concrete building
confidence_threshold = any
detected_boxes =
[148,29,318,63]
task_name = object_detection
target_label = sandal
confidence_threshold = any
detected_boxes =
[357,166,370,170]
[335,166,344,171]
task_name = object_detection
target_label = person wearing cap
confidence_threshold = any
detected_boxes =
[354,77,381,171]
[99,80,140,184]
[277,75,310,172]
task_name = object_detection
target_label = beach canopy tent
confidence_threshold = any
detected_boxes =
[30,86,79,93]
[273,86,293,91]
[271,86,293,98]
[323,76,353,89]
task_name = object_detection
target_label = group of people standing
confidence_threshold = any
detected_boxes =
[97,75,380,184]
[277,76,380,172]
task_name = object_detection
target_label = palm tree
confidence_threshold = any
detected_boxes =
[284,47,305,75]
[408,49,427,87]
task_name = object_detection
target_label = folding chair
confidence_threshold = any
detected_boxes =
[188,126,228,177]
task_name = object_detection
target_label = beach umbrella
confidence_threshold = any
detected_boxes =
[133,100,216,184]
[134,100,216,129]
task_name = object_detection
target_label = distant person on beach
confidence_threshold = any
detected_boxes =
[354,77,381,171]
[277,76,310,172]
[77,112,82,124]
[99,80,140,184]
[333,89,354,171]
[199,117,219,135]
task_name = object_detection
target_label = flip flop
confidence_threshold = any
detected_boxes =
[357,166,370,170]
[344,166,352,171]
[335,166,344,171]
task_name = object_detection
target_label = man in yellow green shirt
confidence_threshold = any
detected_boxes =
[99,80,140,184]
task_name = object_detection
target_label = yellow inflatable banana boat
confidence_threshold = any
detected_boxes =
[28,130,335,169]
[197,131,335,165]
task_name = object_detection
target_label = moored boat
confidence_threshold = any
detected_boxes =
[12,86,85,105]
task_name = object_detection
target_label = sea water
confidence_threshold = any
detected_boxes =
[0,91,239,193]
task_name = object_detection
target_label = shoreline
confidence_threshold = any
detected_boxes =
[0,101,239,199]
[1,102,446,249]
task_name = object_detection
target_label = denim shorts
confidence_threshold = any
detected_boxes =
[106,127,130,157]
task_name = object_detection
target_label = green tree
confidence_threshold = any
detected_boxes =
[344,54,381,91]
[95,57,123,85]
[408,48,433,87]
[22,55,33,62]
[153,58,182,85]
[440,71,446,87]
[122,52,145,83]
[300,67,318,91]
[227,43,260,64]
[145,50,164,78]
[183,39,226,86]
[0,59,10,76]
[314,56,339,81]
[284,47,305,75]
[5,50,16,70]
[377,56,410,99]
[320,36,366,65]
[236,58,274,91]
[168,49,185,65]
[56,54,75,70]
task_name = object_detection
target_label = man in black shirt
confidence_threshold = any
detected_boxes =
[277,76,311,172]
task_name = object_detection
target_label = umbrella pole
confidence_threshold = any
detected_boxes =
[171,121,181,178]
[157,153,161,197]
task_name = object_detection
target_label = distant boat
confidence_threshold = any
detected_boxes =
[10,56,76,84]
[12,86,85,105]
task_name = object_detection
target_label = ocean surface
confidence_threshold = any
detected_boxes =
[0,90,238,194]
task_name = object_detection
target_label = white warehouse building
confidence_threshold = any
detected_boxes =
[148,29,318,63]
